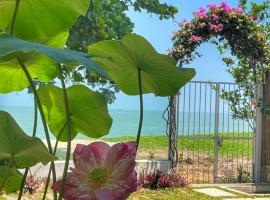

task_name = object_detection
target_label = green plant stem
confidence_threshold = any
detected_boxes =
[17,57,57,200]
[58,66,72,200]
[0,157,13,193]
[89,0,94,12]
[10,0,20,35]
[17,101,38,200]
[42,123,66,200]
[42,140,60,200]
[0,175,8,194]
[0,171,8,193]
[136,69,143,150]
[9,2,57,199]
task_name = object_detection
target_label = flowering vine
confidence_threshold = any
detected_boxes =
[170,2,269,68]
[170,1,270,129]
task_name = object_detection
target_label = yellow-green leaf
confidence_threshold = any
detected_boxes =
[0,0,89,41]
[88,34,196,96]
[38,85,112,141]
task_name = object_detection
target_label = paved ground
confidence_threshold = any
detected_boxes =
[193,188,270,199]
[193,188,236,197]
[224,199,270,200]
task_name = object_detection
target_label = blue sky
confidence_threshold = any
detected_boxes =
[0,0,264,110]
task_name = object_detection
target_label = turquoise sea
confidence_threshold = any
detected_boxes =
[0,106,251,139]
[0,106,168,139]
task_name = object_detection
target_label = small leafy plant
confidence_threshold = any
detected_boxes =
[148,151,155,160]
[139,171,161,190]
[24,168,46,195]
[236,165,252,183]
[139,170,189,189]
[219,165,251,183]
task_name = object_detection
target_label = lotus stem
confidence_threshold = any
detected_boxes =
[17,101,38,200]
[17,57,57,199]
[10,2,57,199]
[136,68,144,150]
[42,122,67,200]
[58,65,72,200]
[0,157,13,193]
[10,0,20,35]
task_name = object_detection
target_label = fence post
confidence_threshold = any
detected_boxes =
[168,94,179,168]
[213,83,220,183]
[261,71,270,183]
[254,83,262,183]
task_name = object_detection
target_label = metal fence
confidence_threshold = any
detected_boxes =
[177,81,255,183]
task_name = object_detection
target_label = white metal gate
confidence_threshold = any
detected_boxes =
[177,81,255,183]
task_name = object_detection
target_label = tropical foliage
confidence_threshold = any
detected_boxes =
[66,0,178,103]
[0,0,194,199]
[170,1,270,126]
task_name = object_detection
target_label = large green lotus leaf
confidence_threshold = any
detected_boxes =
[0,111,56,168]
[38,85,112,141]
[88,34,196,96]
[0,0,89,41]
[0,32,68,93]
[0,166,22,193]
[0,34,109,93]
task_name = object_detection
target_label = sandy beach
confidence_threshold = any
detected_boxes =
[43,139,118,153]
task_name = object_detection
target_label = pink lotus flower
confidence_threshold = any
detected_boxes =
[52,141,137,200]
[189,35,202,42]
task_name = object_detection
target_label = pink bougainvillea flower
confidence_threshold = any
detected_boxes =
[252,100,258,109]
[220,1,229,9]
[249,15,257,22]
[212,14,220,20]
[207,4,218,9]
[189,35,202,42]
[52,141,137,200]
[194,12,208,19]
[210,24,224,33]
[199,7,206,13]
[177,19,189,27]
[221,1,233,13]
[233,5,244,14]
[194,7,207,19]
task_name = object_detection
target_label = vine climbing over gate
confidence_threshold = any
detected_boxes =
[169,2,270,128]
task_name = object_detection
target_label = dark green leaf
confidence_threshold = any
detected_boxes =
[0,111,56,168]
[0,166,22,193]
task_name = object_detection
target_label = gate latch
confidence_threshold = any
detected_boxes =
[218,137,223,147]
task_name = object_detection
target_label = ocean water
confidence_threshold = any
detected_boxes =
[0,106,168,139]
[0,106,251,139]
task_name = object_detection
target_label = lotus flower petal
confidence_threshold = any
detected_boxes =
[95,189,117,200]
